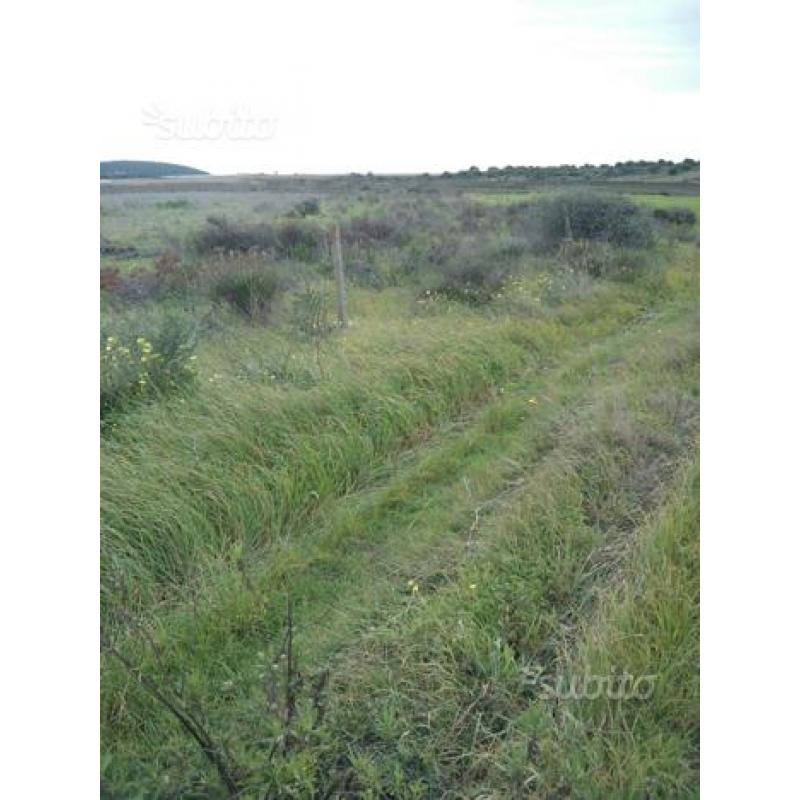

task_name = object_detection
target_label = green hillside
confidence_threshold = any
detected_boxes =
[100,160,208,180]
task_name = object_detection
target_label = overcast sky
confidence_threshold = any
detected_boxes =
[99,0,699,175]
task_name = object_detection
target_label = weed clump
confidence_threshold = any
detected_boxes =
[101,311,198,419]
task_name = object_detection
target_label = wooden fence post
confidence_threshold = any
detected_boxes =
[332,224,348,328]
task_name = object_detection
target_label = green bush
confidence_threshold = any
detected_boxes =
[100,312,198,420]
[653,207,697,225]
[288,198,321,217]
[275,220,323,261]
[290,284,332,340]
[210,265,281,320]
[539,192,654,249]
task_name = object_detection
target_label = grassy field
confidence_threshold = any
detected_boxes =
[467,191,700,214]
[100,179,699,798]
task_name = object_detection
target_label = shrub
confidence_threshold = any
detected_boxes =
[104,267,162,303]
[653,207,697,225]
[288,198,321,218]
[426,229,531,304]
[557,239,615,278]
[101,237,138,258]
[100,253,196,303]
[194,216,324,261]
[457,201,490,232]
[348,260,386,289]
[342,216,397,248]
[607,247,653,280]
[154,250,196,296]
[156,198,193,210]
[274,220,323,261]
[557,239,652,281]
[101,312,198,420]
[539,192,654,249]
[425,248,513,306]
[193,215,277,254]
[210,265,281,321]
[100,268,122,293]
[430,262,505,304]
[290,284,328,337]
[290,283,334,377]
[403,233,460,274]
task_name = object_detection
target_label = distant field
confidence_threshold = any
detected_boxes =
[468,190,700,214]
[101,176,699,270]
[101,176,699,797]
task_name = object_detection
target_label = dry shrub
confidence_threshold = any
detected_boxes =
[154,250,195,295]
[100,268,122,293]
[193,215,277,254]
[341,217,397,248]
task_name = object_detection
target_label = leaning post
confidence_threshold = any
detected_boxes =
[332,223,348,329]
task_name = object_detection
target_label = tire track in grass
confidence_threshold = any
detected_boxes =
[102,294,698,795]
[101,274,662,622]
[305,317,697,798]
[483,454,700,799]
[290,305,698,666]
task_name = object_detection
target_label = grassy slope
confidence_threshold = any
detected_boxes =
[101,246,698,797]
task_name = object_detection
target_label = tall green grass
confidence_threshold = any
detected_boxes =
[101,280,655,620]
[494,456,700,798]
[299,320,698,798]
[101,267,698,796]
[99,179,699,797]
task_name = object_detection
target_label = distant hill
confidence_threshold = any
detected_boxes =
[100,161,209,180]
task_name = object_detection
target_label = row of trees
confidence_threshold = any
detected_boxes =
[449,158,699,180]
